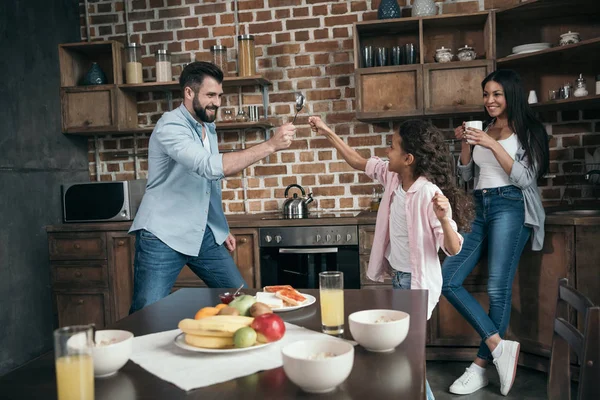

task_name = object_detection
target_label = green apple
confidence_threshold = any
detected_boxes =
[229,294,256,316]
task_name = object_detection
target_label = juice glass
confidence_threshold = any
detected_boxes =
[54,325,95,400]
[319,271,344,335]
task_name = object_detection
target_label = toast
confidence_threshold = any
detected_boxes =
[263,285,296,293]
[275,288,307,306]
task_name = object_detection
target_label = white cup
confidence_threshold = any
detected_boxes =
[464,121,482,144]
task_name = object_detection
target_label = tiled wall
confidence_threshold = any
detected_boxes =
[79,0,600,212]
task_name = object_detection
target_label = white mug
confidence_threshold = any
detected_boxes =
[464,120,482,144]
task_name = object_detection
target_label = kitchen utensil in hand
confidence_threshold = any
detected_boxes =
[292,92,305,124]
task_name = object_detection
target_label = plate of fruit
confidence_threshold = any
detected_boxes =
[257,285,316,312]
[175,299,286,353]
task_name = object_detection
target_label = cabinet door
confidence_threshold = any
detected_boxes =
[575,225,600,321]
[230,228,260,288]
[55,292,110,328]
[107,232,135,322]
[355,65,423,122]
[423,60,493,115]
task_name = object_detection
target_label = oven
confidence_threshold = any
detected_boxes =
[259,225,360,290]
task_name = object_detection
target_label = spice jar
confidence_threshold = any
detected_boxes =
[126,43,143,84]
[235,109,248,122]
[155,49,172,82]
[574,73,588,98]
[211,45,228,74]
[221,109,233,122]
[237,35,256,77]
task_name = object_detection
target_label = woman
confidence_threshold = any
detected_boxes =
[441,69,549,396]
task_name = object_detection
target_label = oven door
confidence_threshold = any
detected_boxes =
[260,246,360,289]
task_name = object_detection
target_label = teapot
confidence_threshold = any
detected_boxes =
[282,184,313,219]
[434,46,453,63]
[457,45,477,61]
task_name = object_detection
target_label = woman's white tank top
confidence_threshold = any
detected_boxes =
[472,133,520,190]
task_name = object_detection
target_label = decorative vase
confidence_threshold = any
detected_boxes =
[377,0,401,20]
[412,0,438,17]
[82,62,107,85]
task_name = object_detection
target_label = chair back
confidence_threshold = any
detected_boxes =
[548,278,599,400]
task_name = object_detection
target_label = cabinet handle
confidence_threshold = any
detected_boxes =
[77,299,84,305]
[73,243,81,250]
[74,271,82,278]
[384,103,393,110]
[239,238,247,244]
[117,240,125,246]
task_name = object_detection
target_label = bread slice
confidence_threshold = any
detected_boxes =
[275,288,307,306]
[263,285,296,293]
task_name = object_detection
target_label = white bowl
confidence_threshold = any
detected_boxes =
[92,330,134,378]
[281,339,354,393]
[348,309,410,352]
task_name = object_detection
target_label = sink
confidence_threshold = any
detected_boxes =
[547,209,600,217]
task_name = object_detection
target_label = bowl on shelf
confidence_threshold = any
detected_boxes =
[92,330,134,378]
[348,309,410,352]
[281,339,354,393]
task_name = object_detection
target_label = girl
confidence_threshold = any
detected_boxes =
[441,69,550,396]
[309,117,474,400]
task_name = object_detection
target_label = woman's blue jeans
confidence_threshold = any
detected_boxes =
[393,271,435,400]
[441,185,531,361]
[129,227,247,314]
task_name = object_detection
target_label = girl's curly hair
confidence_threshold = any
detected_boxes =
[398,119,474,232]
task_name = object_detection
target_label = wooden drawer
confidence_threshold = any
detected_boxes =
[359,225,376,255]
[54,291,110,329]
[51,261,108,288]
[48,233,106,260]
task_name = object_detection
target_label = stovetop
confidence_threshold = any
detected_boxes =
[259,211,362,220]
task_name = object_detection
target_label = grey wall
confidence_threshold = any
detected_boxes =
[0,0,89,375]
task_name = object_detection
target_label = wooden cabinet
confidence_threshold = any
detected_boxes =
[353,12,494,121]
[48,230,134,328]
[358,224,393,288]
[173,227,260,289]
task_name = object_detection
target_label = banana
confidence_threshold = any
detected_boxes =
[184,333,234,349]
[178,316,254,336]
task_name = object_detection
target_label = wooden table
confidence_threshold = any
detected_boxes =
[0,288,428,399]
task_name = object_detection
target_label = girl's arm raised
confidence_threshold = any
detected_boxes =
[309,116,367,172]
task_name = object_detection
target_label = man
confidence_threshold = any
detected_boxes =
[129,61,295,313]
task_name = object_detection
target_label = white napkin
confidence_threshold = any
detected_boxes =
[129,323,354,391]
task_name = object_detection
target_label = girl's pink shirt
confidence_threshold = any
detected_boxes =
[365,157,463,319]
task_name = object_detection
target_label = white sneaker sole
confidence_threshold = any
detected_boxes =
[500,342,520,396]
[449,379,488,395]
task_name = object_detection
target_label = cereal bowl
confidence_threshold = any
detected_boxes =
[92,330,134,378]
[348,309,410,352]
[281,339,354,393]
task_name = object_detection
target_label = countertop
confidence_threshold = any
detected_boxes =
[46,209,600,232]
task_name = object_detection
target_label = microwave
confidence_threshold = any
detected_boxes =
[62,180,147,223]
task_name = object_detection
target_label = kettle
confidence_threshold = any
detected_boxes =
[282,184,313,219]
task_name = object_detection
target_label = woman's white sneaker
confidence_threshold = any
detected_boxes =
[448,367,489,395]
[493,340,520,396]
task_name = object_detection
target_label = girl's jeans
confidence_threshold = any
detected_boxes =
[393,271,435,400]
[441,185,531,361]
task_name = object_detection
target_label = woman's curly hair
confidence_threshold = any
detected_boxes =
[398,119,474,232]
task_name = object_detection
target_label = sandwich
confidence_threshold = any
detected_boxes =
[263,285,296,293]
[275,288,307,306]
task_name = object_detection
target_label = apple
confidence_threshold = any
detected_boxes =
[251,313,286,343]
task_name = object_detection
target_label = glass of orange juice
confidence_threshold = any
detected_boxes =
[54,325,95,400]
[319,271,344,335]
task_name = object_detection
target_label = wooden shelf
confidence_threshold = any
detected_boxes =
[111,121,274,135]
[118,76,272,92]
[496,0,598,22]
[497,37,600,65]
[530,94,600,112]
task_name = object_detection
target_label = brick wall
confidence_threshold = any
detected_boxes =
[79,0,600,213]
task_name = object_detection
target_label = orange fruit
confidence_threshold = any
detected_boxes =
[194,307,219,320]
[215,303,228,311]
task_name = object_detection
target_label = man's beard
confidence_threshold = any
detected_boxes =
[192,96,218,123]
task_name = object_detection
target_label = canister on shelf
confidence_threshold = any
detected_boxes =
[237,35,256,77]
[211,45,228,74]
[126,43,143,84]
[596,74,600,95]
[155,49,172,82]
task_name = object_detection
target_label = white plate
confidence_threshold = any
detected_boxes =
[272,293,317,313]
[174,333,272,353]
[512,42,550,54]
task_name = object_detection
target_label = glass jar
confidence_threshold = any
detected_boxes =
[221,109,233,122]
[211,45,228,74]
[125,43,143,84]
[155,49,172,82]
[596,74,600,95]
[235,109,248,122]
[574,73,588,97]
[237,35,256,77]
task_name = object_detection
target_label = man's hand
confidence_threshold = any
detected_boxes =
[224,233,236,252]
[269,123,296,151]
[432,192,450,221]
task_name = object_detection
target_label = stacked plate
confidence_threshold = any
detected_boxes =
[509,42,551,56]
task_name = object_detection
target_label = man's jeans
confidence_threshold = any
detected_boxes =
[441,185,531,361]
[129,227,247,314]
[393,271,435,400]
